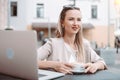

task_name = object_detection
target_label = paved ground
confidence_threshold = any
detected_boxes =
[114,49,120,64]
[108,50,120,74]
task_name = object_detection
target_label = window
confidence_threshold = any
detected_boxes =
[11,2,17,16]
[36,4,44,18]
[91,5,97,19]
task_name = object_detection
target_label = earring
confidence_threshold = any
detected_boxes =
[62,24,64,28]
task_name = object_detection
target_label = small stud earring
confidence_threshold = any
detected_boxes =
[61,24,64,28]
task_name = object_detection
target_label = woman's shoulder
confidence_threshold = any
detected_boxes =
[47,37,63,44]
[83,38,92,50]
[49,37,63,42]
[50,37,62,41]
[83,38,90,45]
[44,38,63,49]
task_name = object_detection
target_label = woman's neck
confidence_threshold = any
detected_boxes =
[64,35,75,43]
[63,34,76,49]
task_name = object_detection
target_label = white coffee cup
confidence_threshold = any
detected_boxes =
[72,63,85,72]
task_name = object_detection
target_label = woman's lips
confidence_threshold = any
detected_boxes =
[72,27,78,31]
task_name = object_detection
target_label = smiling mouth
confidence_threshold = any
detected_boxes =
[72,27,79,31]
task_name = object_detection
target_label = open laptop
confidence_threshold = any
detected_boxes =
[0,30,64,80]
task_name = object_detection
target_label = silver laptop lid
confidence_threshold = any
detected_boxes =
[0,30,38,80]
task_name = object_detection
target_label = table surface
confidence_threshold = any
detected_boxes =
[0,70,120,80]
[55,70,120,80]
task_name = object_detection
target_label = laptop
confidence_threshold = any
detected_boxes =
[0,30,64,80]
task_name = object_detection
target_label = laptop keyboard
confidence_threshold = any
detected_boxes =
[38,74,47,77]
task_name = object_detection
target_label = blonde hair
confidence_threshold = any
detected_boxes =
[55,6,85,62]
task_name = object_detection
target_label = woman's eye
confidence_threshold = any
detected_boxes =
[77,18,81,21]
[68,18,81,21]
[69,18,73,20]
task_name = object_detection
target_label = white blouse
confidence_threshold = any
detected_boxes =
[64,42,77,63]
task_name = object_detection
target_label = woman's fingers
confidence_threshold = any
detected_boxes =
[61,63,73,74]
[84,63,97,73]
[54,62,73,74]
[61,67,73,74]
[64,63,74,68]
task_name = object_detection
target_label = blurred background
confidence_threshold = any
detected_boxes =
[0,0,120,49]
[1,0,120,73]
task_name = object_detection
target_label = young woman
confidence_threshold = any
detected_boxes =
[38,6,106,74]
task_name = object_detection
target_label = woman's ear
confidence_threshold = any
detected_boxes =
[61,19,64,24]
[62,24,64,27]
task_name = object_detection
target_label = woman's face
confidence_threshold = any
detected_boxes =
[62,10,82,36]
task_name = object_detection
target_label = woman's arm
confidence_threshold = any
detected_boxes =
[38,38,74,74]
[84,61,105,73]
[37,40,52,60]
[83,39,107,73]
[38,61,73,74]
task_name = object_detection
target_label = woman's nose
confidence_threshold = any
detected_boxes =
[73,20,78,25]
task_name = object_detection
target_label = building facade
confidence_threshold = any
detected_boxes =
[0,0,117,48]
[0,0,7,30]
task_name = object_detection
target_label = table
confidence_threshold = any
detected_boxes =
[0,70,120,80]
[55,70,120,80]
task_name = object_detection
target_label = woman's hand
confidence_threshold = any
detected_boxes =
[38,61,73,74]
[52,62,73,74]
[84,63,98,73]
